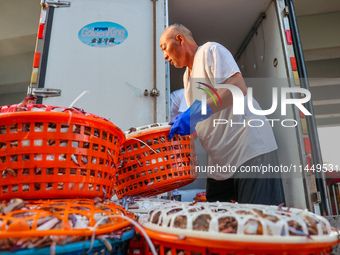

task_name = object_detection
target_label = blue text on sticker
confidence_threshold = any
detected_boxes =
[78,21,128,48]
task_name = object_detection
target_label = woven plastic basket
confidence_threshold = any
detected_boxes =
[0,198,132,239]
[0,104,125,200]
[140,202,340,255]
[115,123,197,198]
[143,228,338,255]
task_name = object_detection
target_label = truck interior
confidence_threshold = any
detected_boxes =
[168,0,337,217]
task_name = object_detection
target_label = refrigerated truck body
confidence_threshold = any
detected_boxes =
[28,0,334,219]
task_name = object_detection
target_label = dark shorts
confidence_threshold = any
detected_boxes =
[206,150,285,205]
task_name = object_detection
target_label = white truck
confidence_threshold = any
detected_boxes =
[28,0,335,220]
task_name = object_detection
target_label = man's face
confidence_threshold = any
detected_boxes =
[159,30,184,68]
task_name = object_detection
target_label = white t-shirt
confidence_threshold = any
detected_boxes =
[170,89,188,121]
[183,42,278,179]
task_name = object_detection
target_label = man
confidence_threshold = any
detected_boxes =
[170,88,187,121]
[160,24,285,205]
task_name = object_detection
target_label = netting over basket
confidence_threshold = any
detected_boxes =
[0,198,134,252]
[139,202,339,255]
[115,123,197,198]
[0,104,125,200]
[0,198,132,239]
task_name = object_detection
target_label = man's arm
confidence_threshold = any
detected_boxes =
[206,72,247,113]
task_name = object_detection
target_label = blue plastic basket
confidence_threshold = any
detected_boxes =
[0,229,134,255]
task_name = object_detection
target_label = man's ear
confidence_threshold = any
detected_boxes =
[175,34,184,46]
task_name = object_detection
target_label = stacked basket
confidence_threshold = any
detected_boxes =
[0,103,125,200]
[0,198,134,254]
[139,202,340,255]
[0,103,133,254]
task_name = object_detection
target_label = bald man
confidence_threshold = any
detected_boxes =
[160,24,285,205]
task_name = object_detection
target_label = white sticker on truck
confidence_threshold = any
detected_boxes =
[78,22,128,48]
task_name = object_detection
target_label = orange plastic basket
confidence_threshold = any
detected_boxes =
[0,198,132,239]
[0,104,125,200]
[115,124,197,198]
[140,202,340,255]
[143,228,338,255]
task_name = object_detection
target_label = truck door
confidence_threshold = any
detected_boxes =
[237,0,331,215]
[30,0,169,131]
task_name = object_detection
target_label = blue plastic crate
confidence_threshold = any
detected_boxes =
[0,229,134,255]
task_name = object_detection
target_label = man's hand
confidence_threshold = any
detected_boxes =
[169,100,214,139]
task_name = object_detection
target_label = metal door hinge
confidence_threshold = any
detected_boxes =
[41,0,71,8]
[30,88,62,98]
[284,6,289,17]
[150,88,160,97]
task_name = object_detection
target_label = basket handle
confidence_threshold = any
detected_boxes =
[118,138,158,169]
[124,138,158,154]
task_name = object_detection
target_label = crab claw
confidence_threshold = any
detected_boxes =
[288,227,313,239]
[278,203,285,212]
[3,198,25,213]
[71,154,80,166]
[2,169,17,177]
